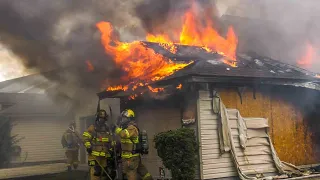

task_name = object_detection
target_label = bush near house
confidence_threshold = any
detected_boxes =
[154,128,198,180]
[0,117,21,168]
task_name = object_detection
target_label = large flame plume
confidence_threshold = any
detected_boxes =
[146,2,238,62]
[96,22,192,92]
[97,1,238,93]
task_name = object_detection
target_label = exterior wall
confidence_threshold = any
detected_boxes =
[217,87,316,165]
[135,106,181,179]
[10,116,70,164]
[198,90,238,179]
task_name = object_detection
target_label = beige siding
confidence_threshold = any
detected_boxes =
[136,107,181,178]
[198,90,237,179]
[11,116,70,163]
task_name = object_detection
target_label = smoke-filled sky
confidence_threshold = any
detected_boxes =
[0,0,320,101]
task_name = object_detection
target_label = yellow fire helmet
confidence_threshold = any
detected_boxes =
[121,109,135,118]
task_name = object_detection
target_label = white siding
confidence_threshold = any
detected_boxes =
[227,109,277,177]
[198,90,237,179]
[11,116,70,163]
[136,107,181,178]
[198,90,280,179]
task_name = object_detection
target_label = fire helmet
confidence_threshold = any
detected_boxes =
[97,109,108,119]
[121,109,135,118]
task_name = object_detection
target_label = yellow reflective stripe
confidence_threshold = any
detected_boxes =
[93,137,109,142]
[124,129,130,137]
[83,132,92,138]
[92,151,106,157]
[132,136,139,143]
[142,173,152,180]
[121,139,132,144]
[84,142,91,148]
[115,127,122,134]
[121,152,140,158]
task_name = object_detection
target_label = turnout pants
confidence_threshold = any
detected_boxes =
[65,149,79,169]
[122,156,153,180]
[88,155,108,180]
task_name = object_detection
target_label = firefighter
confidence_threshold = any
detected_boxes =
[113,109,153,180]
[61,121,81,171]
[82,109,115,180]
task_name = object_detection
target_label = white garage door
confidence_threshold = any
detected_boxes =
[11,116,70,163]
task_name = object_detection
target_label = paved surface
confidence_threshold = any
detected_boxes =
[0,163,89,179]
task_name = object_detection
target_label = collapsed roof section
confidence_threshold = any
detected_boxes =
[98,42,320,99]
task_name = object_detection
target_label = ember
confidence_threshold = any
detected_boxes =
[147,86,164,93]
[85,60,94,72]
[96,22,192,92]
[176,84,182,89]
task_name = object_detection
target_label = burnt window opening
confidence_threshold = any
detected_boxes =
[181,93,197,126]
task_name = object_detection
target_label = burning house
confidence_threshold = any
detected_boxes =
[98,42,320,179]
[1,0,320,179]
[93,11,320,179]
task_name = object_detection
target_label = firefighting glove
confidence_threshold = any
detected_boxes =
[86,147,92,154]
[111,124,117,133]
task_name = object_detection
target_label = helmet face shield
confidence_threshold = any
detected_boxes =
[121,109,135,118]
[96,110,108,125]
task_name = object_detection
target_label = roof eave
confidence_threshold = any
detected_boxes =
[154,75,320,91]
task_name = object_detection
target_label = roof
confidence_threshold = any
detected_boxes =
[98,42,320,98]
[0,93,72,116]
[0,70,73,116]
[142,42,320,85]
[0,71,59,94]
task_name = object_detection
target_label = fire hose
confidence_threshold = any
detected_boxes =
[90,154,113,180]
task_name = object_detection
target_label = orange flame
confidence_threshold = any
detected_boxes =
[176,84,182,89]
[147,86,164,93]
[297,43,314,68]
[96,22,192,92]
[146,2,238,62]
[129,94,138,100]
[107,85,128,91]
[86,60,94,72]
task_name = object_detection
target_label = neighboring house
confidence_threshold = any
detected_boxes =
[0,72,120,166]
[98,43,320,179]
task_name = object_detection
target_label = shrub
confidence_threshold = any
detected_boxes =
[0,117,21,168]
[154,128,198,180]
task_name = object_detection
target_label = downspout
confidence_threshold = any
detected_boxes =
[196,87,204,180]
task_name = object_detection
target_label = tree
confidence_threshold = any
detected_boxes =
[154,128,198,180]
[0,117,21,168]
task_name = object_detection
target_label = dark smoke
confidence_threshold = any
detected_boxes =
[216,0,320,73]
[135,0,223,37]
[0,0,144,107]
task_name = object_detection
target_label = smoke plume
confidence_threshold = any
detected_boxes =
[0,0,144,106]
[216,0,320,73]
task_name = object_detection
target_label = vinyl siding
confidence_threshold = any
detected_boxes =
[198,90,280,179]
[198,90,237,179]
[11,116,70,163]
[227,109,278,177]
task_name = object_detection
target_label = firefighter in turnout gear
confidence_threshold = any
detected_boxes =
[113,109,153,180]
[61,121,81,171]
[82,109,115,180]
